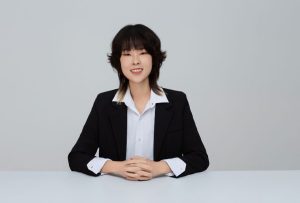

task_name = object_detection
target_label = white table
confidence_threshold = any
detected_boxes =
[0,171,299,203]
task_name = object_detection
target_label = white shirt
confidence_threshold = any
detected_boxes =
[87,88,186,177]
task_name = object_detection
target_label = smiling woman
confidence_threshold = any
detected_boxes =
[68,24,209,180]
[108,24,167,103]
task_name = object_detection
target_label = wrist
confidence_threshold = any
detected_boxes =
[157,160,171,175]
[101,160,119,174]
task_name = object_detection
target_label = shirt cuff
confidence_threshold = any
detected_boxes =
[163,158,186,177]
[87,157,110,175]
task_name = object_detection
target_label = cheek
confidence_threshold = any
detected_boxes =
[120,66,130,77]
[145,56,153,68]
[120,58,129,70]
[119,61,127,76]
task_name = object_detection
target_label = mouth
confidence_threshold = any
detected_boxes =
[130,68,143,73]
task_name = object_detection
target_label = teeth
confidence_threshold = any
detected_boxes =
[131,68,142,73]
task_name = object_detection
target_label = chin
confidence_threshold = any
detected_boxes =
[129,78,148,85]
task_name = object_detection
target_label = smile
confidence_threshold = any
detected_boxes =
[130,68,143,73]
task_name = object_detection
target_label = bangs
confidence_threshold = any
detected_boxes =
[121,36,146,51]
[121,26,149,51]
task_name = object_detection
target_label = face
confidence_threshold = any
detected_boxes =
[120,49,152,86]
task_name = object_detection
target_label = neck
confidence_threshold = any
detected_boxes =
[129,81,151,101]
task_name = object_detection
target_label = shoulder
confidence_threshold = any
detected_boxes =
[97,89,118,99]
[162,88,188,104]
[93,89,118,106]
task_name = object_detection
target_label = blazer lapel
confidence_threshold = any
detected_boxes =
[154,102,173,160]
[109,102,127,160]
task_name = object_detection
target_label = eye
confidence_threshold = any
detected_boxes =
[140,50,148,55]
[121,52,130,56]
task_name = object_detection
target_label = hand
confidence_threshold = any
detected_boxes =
[128,156,172,180]
[101,159,151,181]
[101,157,171,181]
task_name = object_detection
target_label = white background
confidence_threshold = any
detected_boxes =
[0,0,299,170]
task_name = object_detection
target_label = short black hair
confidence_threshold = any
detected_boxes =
[108,24,166,101]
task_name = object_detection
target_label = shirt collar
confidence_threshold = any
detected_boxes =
[112,87,169,106]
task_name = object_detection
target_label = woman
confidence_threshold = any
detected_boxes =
[68,24,209,180]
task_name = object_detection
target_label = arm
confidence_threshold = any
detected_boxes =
[175,94,209,178]
[68,95,102,176]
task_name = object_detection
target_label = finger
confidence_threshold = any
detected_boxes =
[125,176,139,181]
[137,171,152,181]
[133,163,152,172]
[138,176,151,181]
[125,166,141,173]
[137,170,152,178]
[126,163,150,172]
[130,156,147,160]
[126,159,147,165]
[126,177,138,181]
[125,171,139,179]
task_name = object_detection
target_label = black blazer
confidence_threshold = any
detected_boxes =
[68,88,209,178]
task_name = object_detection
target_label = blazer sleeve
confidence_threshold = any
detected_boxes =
[176,94,209,178]
[68,95,101,176]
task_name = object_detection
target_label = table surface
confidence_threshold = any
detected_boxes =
[0,170,299,203]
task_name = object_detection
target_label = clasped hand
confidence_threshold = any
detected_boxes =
[102,156,170,181]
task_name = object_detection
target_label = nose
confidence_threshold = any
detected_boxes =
[132,53,140,65]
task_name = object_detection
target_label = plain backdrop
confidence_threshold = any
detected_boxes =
[0,0,299,171]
